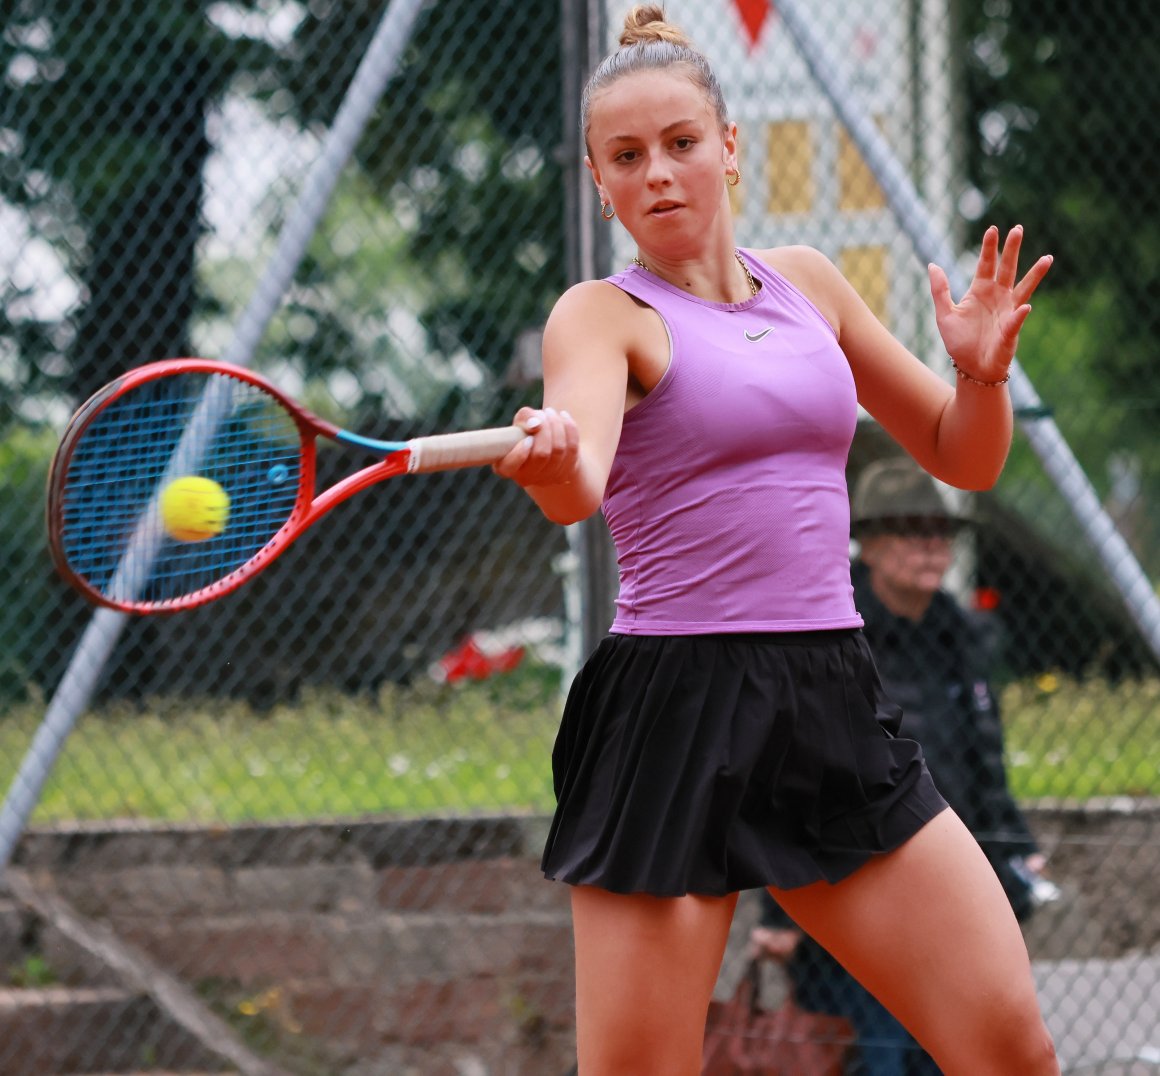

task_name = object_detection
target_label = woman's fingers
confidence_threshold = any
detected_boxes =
[513,405,544,434]
[994,224,1025,289]
[1013,253,1054,307]
[496,406,579,485]
[1001,305,1032,350]
[928,262,954,319]
[972,224,1052,296]
[971,224,1001,286]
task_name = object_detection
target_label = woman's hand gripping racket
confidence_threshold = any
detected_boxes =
[47,358,525,613]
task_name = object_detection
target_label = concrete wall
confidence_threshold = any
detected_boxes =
[10,801,1158,1074]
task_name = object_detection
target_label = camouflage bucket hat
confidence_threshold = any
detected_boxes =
[850,457,970,535]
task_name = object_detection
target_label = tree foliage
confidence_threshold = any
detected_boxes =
[2,1,563,429]
[961,0,1160,427]
[273,0,565,424]
[1,0,277,413]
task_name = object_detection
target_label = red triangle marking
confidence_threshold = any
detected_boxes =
[733,0,773,51]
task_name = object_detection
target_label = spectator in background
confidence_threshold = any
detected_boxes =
[753,456,1057,1075]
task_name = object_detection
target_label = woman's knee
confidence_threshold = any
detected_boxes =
[574,974,716,1075]
[929,983,1058,1076]
[577,1013,705,1076]
[1014,1020,1060,1076]
[983,1000,1058,1075]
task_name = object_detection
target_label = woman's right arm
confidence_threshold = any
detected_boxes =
[495,280,632,525]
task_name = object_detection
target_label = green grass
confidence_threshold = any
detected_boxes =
[1,664,562,825]
[1001,674,1160,799]
[1,667,1155,826]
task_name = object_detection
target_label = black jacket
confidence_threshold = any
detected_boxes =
[851,559,1039,886]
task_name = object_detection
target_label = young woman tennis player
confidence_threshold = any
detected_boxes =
[495,6,1058,1074]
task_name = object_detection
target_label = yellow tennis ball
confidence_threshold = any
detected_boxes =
[160,476,230,542]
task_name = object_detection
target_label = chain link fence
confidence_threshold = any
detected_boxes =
[0,1,1156,1073]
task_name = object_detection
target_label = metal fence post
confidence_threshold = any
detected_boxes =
[560,0,617,669]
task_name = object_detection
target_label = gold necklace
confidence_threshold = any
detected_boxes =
[630,249,759,298]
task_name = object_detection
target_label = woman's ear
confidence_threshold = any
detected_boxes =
[585,154,603,192]
[722,121,740,173]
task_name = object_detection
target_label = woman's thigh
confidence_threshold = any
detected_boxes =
[770,809,1057,1076]
[570,886,738,1076]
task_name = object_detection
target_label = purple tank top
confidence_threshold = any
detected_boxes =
[603,249,863,634]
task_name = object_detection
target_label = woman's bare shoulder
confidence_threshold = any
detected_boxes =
[546,277,659,354]
[550,278,638,320]
[750,245,845,330]
[752,244,840,284]
[542,278,646,374]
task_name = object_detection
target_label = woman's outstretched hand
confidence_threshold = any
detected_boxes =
[928,225,1053,385]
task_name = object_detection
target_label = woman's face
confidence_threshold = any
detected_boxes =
[585,69,736,253]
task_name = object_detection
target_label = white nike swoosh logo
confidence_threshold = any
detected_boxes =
[744,327,775,342]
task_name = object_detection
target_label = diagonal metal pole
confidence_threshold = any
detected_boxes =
[774,0,1160,664]
[0,0,430,880]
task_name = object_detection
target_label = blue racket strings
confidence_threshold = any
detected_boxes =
[60,373,303,604]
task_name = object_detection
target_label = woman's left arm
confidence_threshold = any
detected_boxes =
[776,226,1052,490]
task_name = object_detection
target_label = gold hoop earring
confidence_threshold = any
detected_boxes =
[726,169,741,188]
[601,201,615,220]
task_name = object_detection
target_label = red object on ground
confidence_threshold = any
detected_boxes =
[434,635,526,683]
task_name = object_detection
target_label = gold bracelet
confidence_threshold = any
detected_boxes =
[951,358,1010,387]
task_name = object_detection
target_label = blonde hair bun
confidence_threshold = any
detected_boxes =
[619,5,693,49]
[580,4,727,143]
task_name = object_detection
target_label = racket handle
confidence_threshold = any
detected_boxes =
[407,425,526,473]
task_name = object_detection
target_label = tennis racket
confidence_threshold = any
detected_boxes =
[47,358,525,614]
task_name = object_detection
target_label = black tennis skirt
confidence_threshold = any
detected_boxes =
[541,629,947,897]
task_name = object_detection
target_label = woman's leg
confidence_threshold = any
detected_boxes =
[570,885,738,1075]
[770,809,1058,1076]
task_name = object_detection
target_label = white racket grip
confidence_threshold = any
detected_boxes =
[407,425,526,473]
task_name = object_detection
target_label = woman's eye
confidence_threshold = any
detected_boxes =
[674,137,695,150]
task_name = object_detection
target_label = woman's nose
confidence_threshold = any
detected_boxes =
[644,154,672,186]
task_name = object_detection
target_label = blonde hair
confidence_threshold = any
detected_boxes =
[580,5,729,148]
